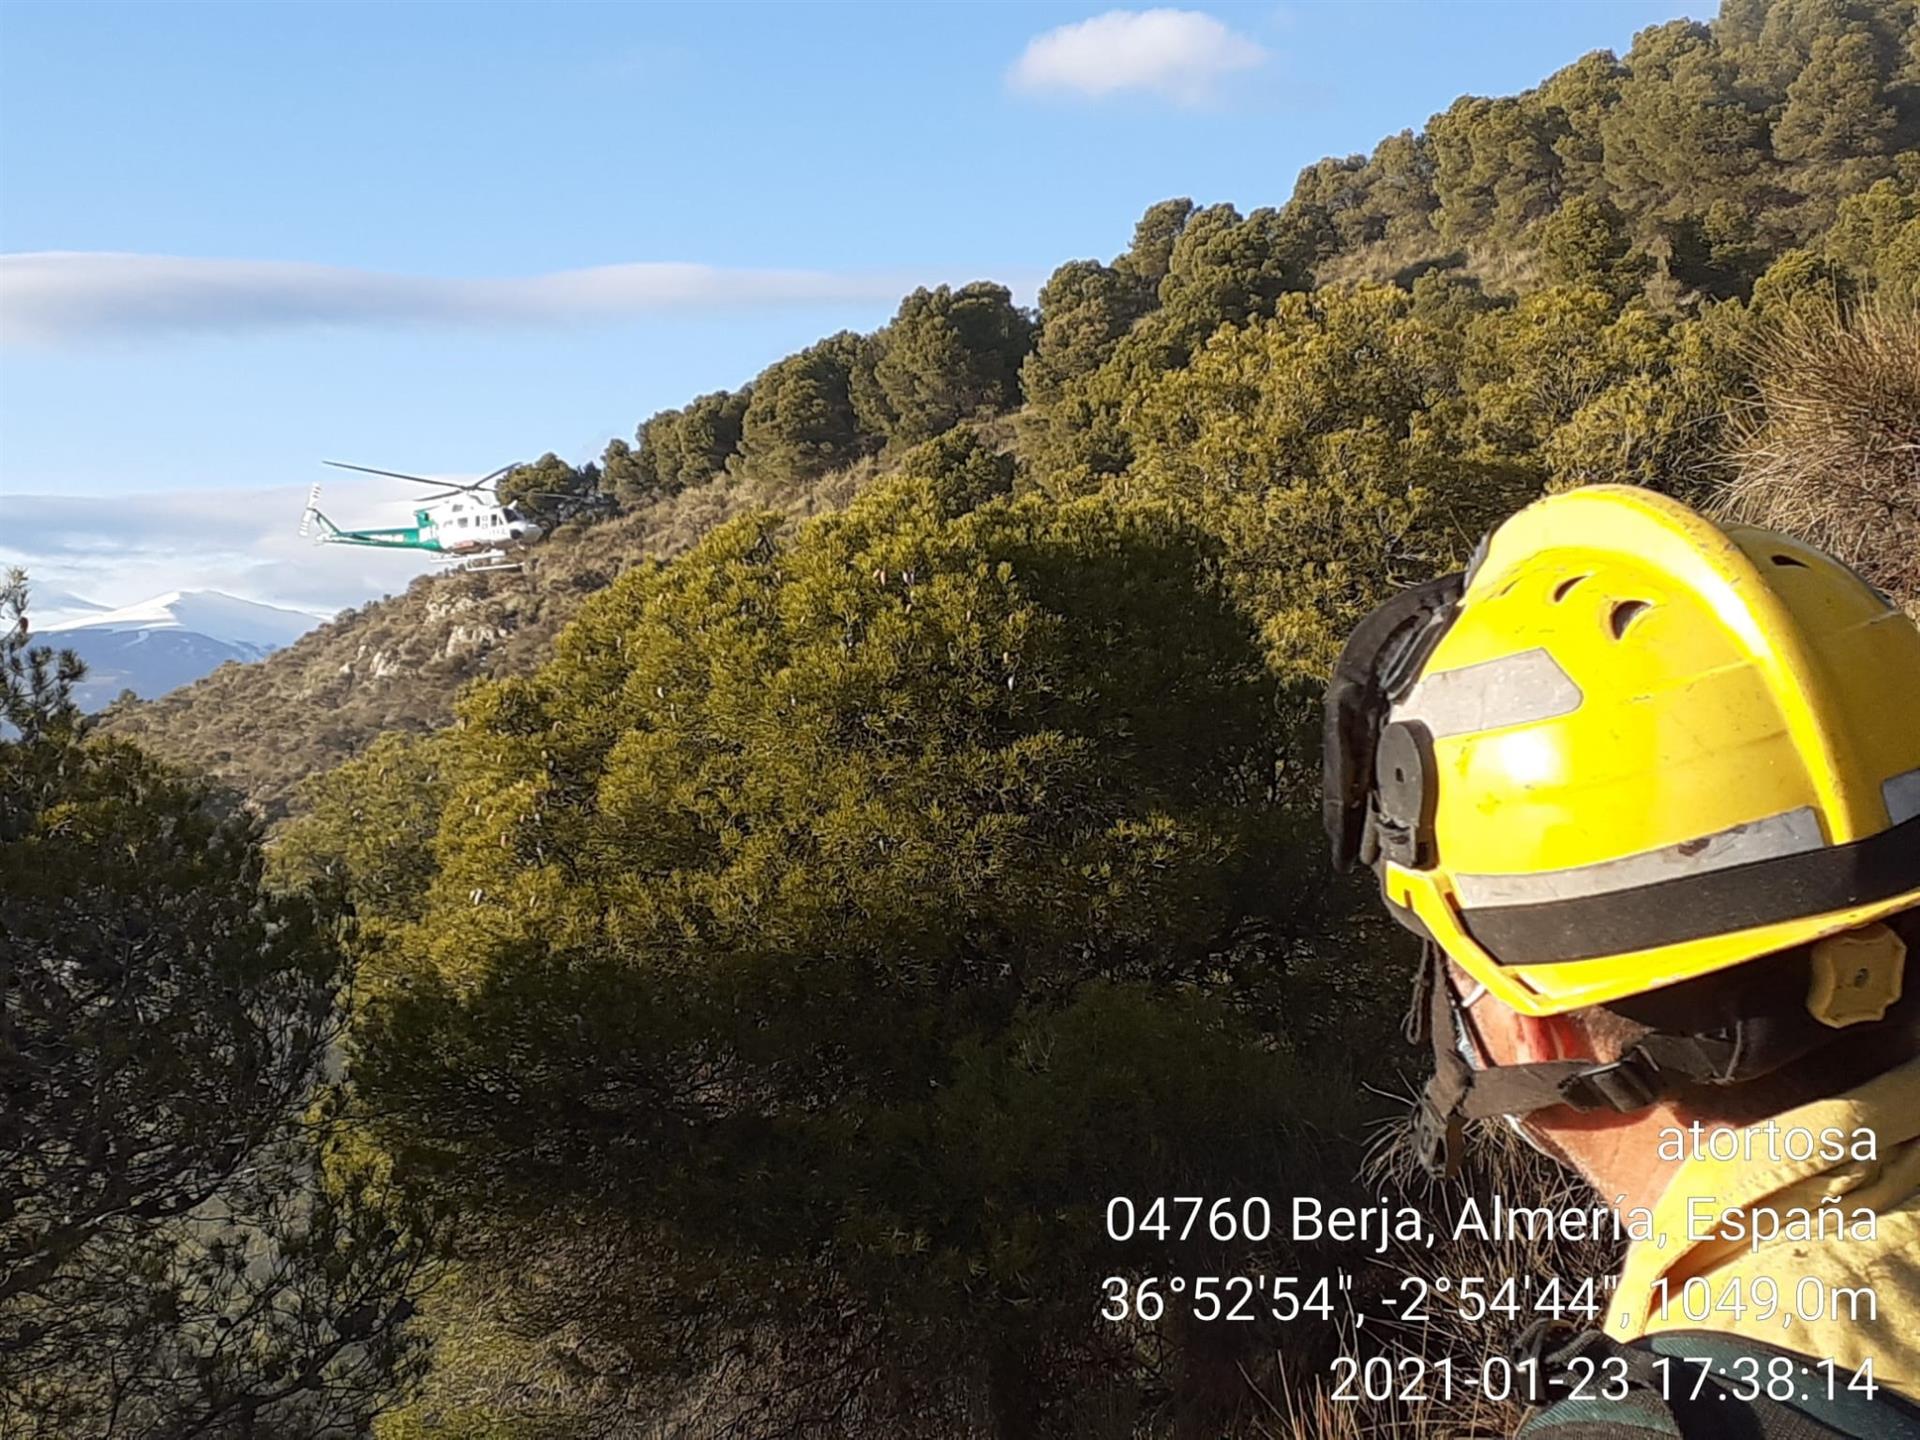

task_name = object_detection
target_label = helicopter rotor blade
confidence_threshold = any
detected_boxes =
[324,460,491,494]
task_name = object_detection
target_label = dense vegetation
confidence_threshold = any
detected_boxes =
[0,573,437,1437]
[32,1,1920,1434]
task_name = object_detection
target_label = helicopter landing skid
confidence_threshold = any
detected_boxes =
[442,551,522,574]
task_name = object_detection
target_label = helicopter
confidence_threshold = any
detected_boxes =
[299,460,551,572]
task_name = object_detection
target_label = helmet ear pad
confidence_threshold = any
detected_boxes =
[1372,720,1437,870]
[1321,572,1463,872]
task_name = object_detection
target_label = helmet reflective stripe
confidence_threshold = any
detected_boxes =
[1451,807,1825,908]
[1454,812,1919,966]
[1390,648,1582,738]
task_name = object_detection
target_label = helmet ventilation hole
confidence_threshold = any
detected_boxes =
[1609,600,1652,639]
[1552,574,1589,602]
[1772,553,1808,568]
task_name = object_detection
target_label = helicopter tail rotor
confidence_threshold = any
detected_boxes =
[299,483,336,540]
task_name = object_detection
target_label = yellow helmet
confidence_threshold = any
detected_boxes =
[1327,485,1920,1019]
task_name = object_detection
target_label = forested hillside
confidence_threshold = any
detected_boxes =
[31,3,1918,1437]
[103,473,875,818]
[107,0,1920,818]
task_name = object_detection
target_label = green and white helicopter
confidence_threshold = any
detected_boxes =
[299,460,548,572]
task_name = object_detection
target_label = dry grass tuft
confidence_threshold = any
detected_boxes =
[1231,1112,1623,1439]
[1716,298,1920,614]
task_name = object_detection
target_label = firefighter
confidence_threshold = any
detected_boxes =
[1324,486,1920,1437]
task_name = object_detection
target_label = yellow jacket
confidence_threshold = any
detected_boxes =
[1609,1054,1920,1399]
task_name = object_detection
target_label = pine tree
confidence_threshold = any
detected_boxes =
[1773,28,1899,210]
[739,332,871,485]
[872,282,1033,446]
[324,475,1360,1434]
[1,571,435,1437]
[1019,259,1150,406]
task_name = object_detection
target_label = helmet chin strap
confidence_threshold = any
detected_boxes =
[1408,946,1736,1181]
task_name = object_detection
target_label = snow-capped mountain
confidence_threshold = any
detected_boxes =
[24,585,110,630]
[36,589,324,709]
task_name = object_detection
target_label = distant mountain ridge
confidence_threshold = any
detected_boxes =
[26,585,110,629]
[39,588,323,711]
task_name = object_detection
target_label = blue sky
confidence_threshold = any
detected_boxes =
[0,0,1695,614]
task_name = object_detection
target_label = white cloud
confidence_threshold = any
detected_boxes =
[0,252,929,346]
[1008,9,1266,106]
